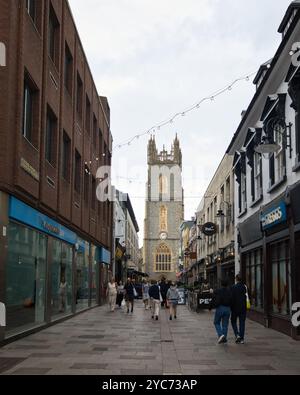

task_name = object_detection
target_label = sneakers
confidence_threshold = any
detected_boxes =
[240,339,245,344]
[235,336,241,344]
[155,316,158,321]
[217,335,226,344]
[169,316,172,321]
[151,315,154,319]
[174,316,177,319]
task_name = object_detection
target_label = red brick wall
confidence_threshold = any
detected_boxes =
[0,0,112,251]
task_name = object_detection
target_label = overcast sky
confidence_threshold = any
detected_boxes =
[69,0,292,244]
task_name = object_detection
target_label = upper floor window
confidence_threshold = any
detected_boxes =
[62,131,71,182]
[253,152,262,200]
[74,150,82,194]
[64,43,73,95]
[234,152,247,215]
[76,73,83,118]
[26,0,36,23]
[22,72,38,147]
[45,106,57,166]
[48,5,60,68]
[85,95,91,134]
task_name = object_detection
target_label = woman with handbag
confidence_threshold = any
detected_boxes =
[124,278,135,314]
[167,282,180,320]
[107,278,117,312]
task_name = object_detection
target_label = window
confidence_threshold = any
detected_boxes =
[244,248,264,310]
[234,152,247,214]
[45,107,57,166]
[74,150,81,194]
[159,174,168,197]
[160,206,167,232]
[26,0,36,22]
[62,131,71,182]
[64,43,73,94]
[23,78,35,143]
[84,165,90,204]
[93,115,97,148]
[6,223,47,335]
[48,5,60,67]
[241,173,247,212]
[76,73,83,117]
[85,95,91,134]
[269,127,286,187]
[271,240,292,316]
[91,177,96,210]
[155,244,172,272]
[253,152,262,200]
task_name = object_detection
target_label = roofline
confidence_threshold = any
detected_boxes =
[226,9,300,154]
[278,1,300,33]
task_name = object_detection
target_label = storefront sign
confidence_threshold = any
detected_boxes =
[101,248,111,265]
[202,222,218,237]
[9,196,77,245]
[177,289,186,305]
[20,158,40,181]
[261,201,287,230]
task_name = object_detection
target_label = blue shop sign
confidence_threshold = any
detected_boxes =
[101,248,111,265]
[261,201,287,231]
[9,196,77,245]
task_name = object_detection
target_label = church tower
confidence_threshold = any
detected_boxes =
[143,135,184,281]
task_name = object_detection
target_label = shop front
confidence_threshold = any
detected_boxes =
[240,189,300,339]
[0,196,107,343]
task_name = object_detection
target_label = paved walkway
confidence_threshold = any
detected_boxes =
[1,301,300,375]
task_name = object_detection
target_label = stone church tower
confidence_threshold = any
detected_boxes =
[143,135,184,281]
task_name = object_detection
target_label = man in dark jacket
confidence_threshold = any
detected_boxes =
[124,278,135,314]
[231,274,247,344]
[149,280,161,320]
[159,278,169,308]
[213,279,232,344]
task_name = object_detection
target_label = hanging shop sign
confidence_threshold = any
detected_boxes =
[261,200,287,231]
[202,222,218,237]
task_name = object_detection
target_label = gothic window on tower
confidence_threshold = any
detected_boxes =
[160,205,168,232]
[159,175,168,198]
[155,244,172,272]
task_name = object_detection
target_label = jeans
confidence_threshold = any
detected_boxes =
[214,306,231,339]
[231,311,246,339]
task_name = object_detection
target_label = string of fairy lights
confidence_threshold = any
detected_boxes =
[112,67,264,152]
[83,63,271,172]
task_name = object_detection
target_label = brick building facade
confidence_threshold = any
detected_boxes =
[0,0,113,343]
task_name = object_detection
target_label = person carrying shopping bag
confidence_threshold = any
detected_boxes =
[107,278,117,312]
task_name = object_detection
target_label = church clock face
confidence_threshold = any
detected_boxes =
[160,232,168,241]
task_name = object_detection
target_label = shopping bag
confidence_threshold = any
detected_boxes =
[245,285,251,310]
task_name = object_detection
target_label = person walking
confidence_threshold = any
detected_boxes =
[107,278,117,312]
[159,277,169,308]
[59,275,67,313]
[167,282,180,320]
[124,277,135,314]
[149,280,161,320]
[231,274,248,344]
[116,281,125,308]
[142,279,150,310]
[213,279,232,344]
